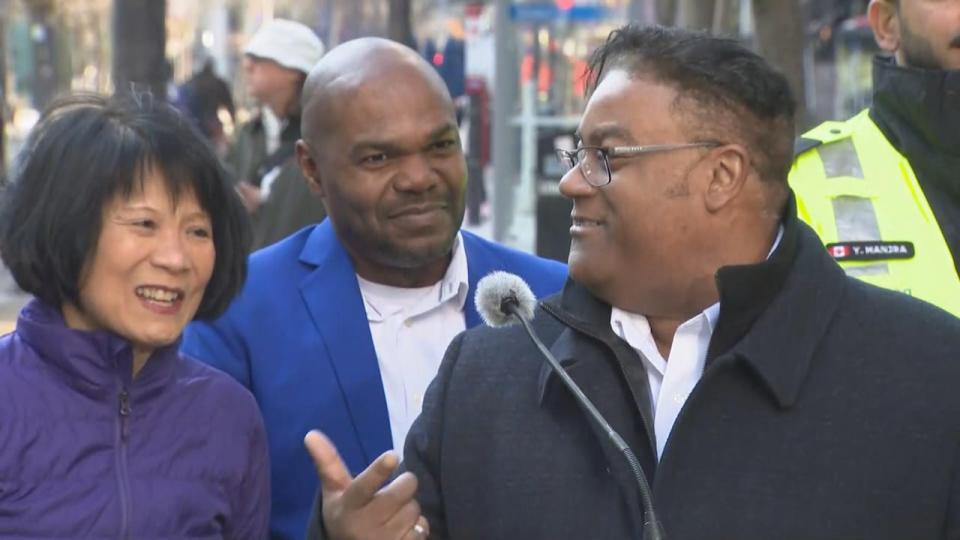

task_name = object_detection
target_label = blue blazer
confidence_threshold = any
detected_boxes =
[181,220,566,540]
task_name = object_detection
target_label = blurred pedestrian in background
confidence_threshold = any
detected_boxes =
[0,93,268,538]
[231,18,327,250]
[178,57,235,155]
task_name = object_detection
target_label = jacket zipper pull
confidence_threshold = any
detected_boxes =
[119,389,131,416]
[118,389,131,440]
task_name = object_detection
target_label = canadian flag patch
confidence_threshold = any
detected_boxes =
[830,245,850,259]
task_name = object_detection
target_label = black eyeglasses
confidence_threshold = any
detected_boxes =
[555,142,722,187]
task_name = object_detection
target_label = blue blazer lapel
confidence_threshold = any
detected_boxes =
[463,232,499,329]
[298,221,393,466]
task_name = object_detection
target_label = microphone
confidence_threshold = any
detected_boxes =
[475,271,665,540]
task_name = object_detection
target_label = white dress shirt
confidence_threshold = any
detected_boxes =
[610,226,784,459]
[357,234,469,453]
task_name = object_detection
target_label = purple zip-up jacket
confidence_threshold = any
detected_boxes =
[0,300,270,539]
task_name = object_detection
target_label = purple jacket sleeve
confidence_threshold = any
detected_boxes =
[225,397,271,539]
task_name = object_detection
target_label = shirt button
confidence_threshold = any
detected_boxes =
[404,319,413,328]
[673,393,686,404]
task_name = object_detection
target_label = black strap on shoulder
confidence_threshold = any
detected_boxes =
[794,137,823,157]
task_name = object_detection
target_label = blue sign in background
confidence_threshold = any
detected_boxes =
[509,3,609,23]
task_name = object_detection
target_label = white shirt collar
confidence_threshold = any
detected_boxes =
[357,232,469,322]
[440,232,470,310]
[768,224,785,261]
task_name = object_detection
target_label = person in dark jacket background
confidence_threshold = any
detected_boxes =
[0,93,269,538]
[178,57,236,153]
[305,26,960,540]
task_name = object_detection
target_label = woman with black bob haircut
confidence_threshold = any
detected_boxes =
[0,93,269,538]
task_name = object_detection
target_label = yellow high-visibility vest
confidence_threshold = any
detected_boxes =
[790,109,960,317]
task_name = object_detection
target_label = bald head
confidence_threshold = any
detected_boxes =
[292,37,468,289]
[300,37,454,146]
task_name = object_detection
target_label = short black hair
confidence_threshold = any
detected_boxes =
[0,92,251,320]
[587,25,796,185]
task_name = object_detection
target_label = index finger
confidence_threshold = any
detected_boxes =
[340,450,402,509]
[304,430,353,496]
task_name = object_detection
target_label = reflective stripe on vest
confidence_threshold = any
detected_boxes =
[790,109,960,317]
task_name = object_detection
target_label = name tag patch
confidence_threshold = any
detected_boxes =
[826,241,915,261]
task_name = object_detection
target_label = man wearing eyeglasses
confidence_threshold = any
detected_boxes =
[306,25,960,540]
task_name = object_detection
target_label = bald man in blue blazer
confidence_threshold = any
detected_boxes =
[181,36,566,540]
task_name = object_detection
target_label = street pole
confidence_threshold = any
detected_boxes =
[492,0,518,242]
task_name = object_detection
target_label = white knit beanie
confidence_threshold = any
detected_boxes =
[244,19,325,75]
